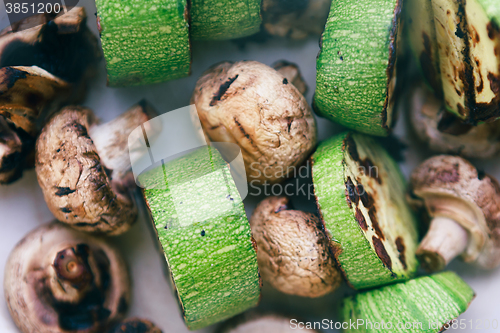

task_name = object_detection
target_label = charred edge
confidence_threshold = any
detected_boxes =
[209,75,239,106]
[117,296,128,314]
[382,0,402,130]
[395,236,407,270]
[343,133,359,161]
[460,3,500,123]
[372,236,392,271]
[420,33,442,96]
[355,208,368,231]
[345,177,359,207]
[368,206,385,241]
[55,187,76,196]
[359,186,374,208]
[0,67,28,91]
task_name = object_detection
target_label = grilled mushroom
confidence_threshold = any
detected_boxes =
[191,60,317,184]
[250,196,342,297]
[0,7,101,184]
[36,102,157,235]
[4,222,130,333]
[411,155,500,270]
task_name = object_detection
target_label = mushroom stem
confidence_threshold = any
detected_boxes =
[88,101,156,180]
[417,216,469,271]
[49,245,94,304]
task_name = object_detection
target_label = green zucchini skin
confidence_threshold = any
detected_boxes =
[314,0,402,136]
[96,0,191,87]
[190,0,262,40]
[312,132,419,290]
[342,272,475,333]
[140,146,260,330]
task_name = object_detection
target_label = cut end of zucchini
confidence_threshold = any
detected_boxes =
[312,132,419,290]
[342,272,475,333]
[314,0,402,136]
[408,0,500,124]
[96,0,191,87]
[190,0,262,40]
[140,146,260,330]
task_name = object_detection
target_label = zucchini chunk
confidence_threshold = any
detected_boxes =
[96,0,191,87]
[342,272,475,333]
[312,132,419,289]
[140,146,261,330]
[314,0,403,136]
[190,0,262,40]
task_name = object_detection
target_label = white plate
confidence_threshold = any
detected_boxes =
[1,1,499,332]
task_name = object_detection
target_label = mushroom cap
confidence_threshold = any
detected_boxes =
[249,196,342,297]
[4,222,131,333]
[410,83,500,159]
[108,318,162,333]
[219,314,319,333]
[35,106,137,235]
[191,60,317,184]
[411,155,500,268]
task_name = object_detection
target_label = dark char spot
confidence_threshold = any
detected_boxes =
[355,208,368,231]
[55,187,76,196]
[368,206,385,241]
[344,134,359,161]
[209,75,239,106]
[60,207,72,213]
[345,177,359,207]
[395,236,407,270]
[372,236,392,270]
[283,78,288,84]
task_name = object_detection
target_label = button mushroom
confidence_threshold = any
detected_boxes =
[191,60,317,184]
[250,196,342,298]
[0,66,73,184]
[0,8,101,184]
[36,101,157,235]
[410,155,500,271]
[409,82,500,159]
[108,318,162,333]
[262,0,331,39]
[4,222,130,333]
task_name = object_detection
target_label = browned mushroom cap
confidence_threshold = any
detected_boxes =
[249,196,342,297]
[35,102,157,235]
[410,155,500,270]
[409,83,500,159]
[108,318,162,333]
[272,60,308,96]
[4,222,130,333]
[262,0,331,39]
[0,8,101,184]
[219,313,319,333]
[0,67,73,184]
[191,61,317,184]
